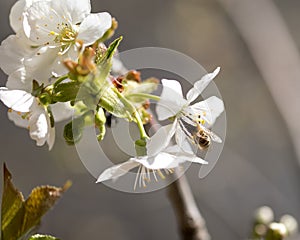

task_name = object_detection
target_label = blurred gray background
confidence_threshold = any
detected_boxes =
[0,0,300,239]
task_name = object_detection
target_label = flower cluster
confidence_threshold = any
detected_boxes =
[0,0,225,187]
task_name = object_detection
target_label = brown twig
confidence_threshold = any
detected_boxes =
[146,120,210,240]
[168,170,211,240]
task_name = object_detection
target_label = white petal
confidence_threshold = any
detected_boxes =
[175,125,195,154]
[136,151,207,169]
[9,0,26,33]
[190,96,224,126]
[146,121,176,157]
[186,67,220,103]
[23,1,63,45]
[0,88,34,112]
[6,68,32,92]
[29,106,50,146]
[25,46,59,82]
[164,145,207,164]
[47,126,55,150]
[7,110,29,128]
[51,102,73,122]
[51,54,69,77]
[135,153,178,169]
[156,79,187,121]
[96,159,140,183]
[10,0,52,33]
[52,0,91,24]
[77,12,112,46]
[0,35,32,75]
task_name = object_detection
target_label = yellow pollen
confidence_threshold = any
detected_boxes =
[8,109,12,113]
[200,119,205,125]
[17,112,21,115]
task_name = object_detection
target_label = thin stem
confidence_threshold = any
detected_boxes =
[112,88,149,139]
[126,93,161,102]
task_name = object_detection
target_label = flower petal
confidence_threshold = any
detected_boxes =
[28,106,50,146]
[96,159,140,183]
[164,145,208,164]
[0,88,34,112]
[7,110,29,128]
[190,96,224,126]
[47,126,55,150]
[9,0,26,33]
[25,46,59,82]
[136,151,207,169]
[52,0,91,24]
[156,79,187,121]
[146,121,176,157]
[135,153,178,169]
[175,125,196,154]
[77,12,112,46]
[186,67,220,103]
[6,68,32,92]
[23,1,63,45]
[0,35,32,75]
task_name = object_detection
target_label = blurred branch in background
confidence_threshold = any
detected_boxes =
[168,171,210,240]
[217,0,300,164]
[146,120,210,240]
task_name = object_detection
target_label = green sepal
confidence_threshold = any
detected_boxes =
[135,138,147,156]
[28,234,60,240]
[47,106,55,128]
[96,37,122,67]
[98,85,134,120]
[95,108,106,141]
[63,111,94,145]
[63,118,85,145]
[31,80,44,97]
[52,81,81,103]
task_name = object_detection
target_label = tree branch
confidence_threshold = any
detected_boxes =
[146,120,210,240]
[167,170,210,240]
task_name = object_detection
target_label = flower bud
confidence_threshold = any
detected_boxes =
[254,206,274,225]
[280,215,298,236]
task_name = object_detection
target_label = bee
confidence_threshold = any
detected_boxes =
[193,124,222,150]
[178,114,222,152]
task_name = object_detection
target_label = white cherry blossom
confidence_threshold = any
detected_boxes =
[0,87,72,149]
[97,124,207,188]
[155,67,224,153]
[0,0,112,88]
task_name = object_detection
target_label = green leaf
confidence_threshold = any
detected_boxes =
[1,164,71,240]
[1,164,24,239]
[96,37,122,67]
[28,234,60,240]
[52,81,81,102]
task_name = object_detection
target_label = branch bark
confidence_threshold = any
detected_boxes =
[146,121,210,240]
[167,170,210,240]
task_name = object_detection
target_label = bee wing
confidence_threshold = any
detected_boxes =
[201,126,223,143]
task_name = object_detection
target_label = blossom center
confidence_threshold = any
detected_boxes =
[51,23,77,54]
